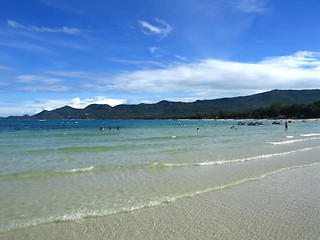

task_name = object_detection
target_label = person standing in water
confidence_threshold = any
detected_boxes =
[285,121,289,130]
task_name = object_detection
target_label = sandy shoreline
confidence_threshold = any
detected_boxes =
[2,162,319,240]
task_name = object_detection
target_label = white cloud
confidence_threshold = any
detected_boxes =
[138,18,172,38]
[7,19,82,35]
[0,107,37,117]
[95,51,320,98]
[6,96,127,117]
[71,97,126,108]
[261,51,320,68]
[2,51,319,116]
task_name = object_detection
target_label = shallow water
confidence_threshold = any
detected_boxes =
[0,119,319,233]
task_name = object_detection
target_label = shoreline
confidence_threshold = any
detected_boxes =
[2,163,319,240]
[1,118,319,121]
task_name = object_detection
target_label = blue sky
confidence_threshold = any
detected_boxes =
[1,0,320,116]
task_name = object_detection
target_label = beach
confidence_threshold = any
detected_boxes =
[2,160,319,240]
[0,119,320,239]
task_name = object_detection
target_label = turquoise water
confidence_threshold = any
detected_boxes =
[0,119,320,233]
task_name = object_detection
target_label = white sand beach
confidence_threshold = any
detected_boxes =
[2,161,319,240]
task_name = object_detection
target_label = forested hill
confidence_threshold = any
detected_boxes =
[5,89,320,120]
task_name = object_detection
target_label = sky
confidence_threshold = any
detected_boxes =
[1,0,320,117]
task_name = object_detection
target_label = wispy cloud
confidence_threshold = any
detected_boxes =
[149,47,158,54]
[235,0,267,13]
[8,74,72,92]
[138,18,172,38]
[24,98,71,112]
[0,81,11,86]
[45,70,94,78]
[15,75,63,84]
[7,19,82,35]
[0,40,52,53]
[175,55,187,61]
[0,65,14,71]
[15,85,72,92]
[111,58,165,67]
[148,46,165,57]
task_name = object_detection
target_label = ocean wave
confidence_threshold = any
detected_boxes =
[0,169,60,180]
[267,137,320,145]
[0,162,166,180]
[1,194,177,233]
[22,144,135,155]
[162,148,188,154]
[1,208,117,233]
[0,144,21,149]
[184,162,320,198]
[2,146,317,181]
[163,147,314,167]
[300,133,320,137]
[128,134,207,142]
[65,166,95,173]
[0,165,101,180]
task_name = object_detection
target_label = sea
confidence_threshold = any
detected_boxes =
[0,119,319,234]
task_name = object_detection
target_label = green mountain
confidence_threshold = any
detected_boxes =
[7,89,320,120]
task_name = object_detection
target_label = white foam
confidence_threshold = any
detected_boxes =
[164,162,193,167]
[267,137,320,145]
[65,166,95,173]
[300,133,320,137]
[164,147,314,167]
[187,162,320,199]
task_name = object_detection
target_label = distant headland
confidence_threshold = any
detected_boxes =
[2,89,320,120]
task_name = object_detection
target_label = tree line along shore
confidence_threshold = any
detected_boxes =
[189,100,320,120]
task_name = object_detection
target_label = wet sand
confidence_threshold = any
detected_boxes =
[2,164,320,240]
